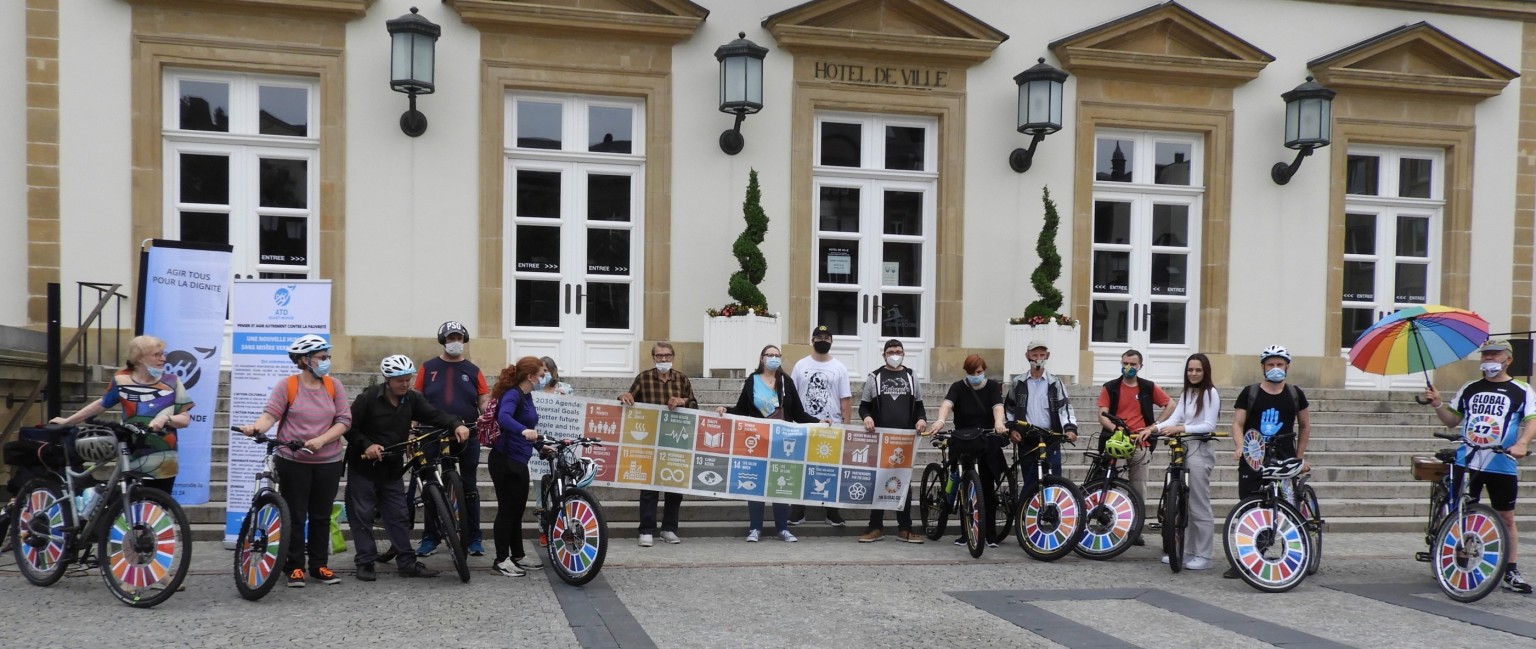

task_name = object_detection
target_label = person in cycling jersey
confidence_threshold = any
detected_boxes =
[1424,339,1536,594]
[1136,353,1220,570]
[411,321,491,558]
[345,354,470,582]
[1226,344,1310,579]
[235,333,351,587]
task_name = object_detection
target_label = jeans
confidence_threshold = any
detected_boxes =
[274,458,343,571]
[346,469,414,569]
[748,501,789,533]
[410,437,482,544]
[487,450,530,562]
[638,490,682,534]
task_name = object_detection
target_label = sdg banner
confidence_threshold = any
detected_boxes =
[137,240,234,506]
[223,280,332,546]
[529,393,917,510]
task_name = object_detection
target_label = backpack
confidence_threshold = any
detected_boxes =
[1237,383,1302,428]
[276,374,337,436]
[476,397,501,447]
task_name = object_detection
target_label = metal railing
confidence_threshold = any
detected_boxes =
[2,282,127,438]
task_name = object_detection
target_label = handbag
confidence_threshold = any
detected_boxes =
[951,383,990,441]
[476,398,501,447]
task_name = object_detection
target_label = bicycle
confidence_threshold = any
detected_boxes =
[1285,466,1324,576]
[918,428,997,559]
[1412,428,1512,603]
[390,426,471,583]
[987,435,1022,546]
[230,427,311,600]
[534,436,608,586]
[1149,430,1215,572]
[1074,414,1145,560]
[1009,422,1086,561]
[1223,431,1313,593]
[9,421,192,607]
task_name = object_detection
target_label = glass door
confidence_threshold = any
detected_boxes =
[1088,194,1200,385]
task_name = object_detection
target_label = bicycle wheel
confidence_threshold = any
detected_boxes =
[233,490,291,601]
[1431,502,1509,603]
[547,487,609,586]
[1160,480,1184,573]
[919,463,948,541]
[988,465,1019,545]
[1073,478,1143,560]
[1297,484,1322,576]
[10,479,71,586]
[1223,496,1311,593]
[959,470,984,559]
[424,484,469,583]
[98,486,192,608]
[1015,475,1085,561]
[443,468,468,555]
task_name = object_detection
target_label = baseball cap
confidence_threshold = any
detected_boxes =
[883,338,904,351]
[1479,339,1513,354]
[811,324,833,339]
[1027,340,1048,351]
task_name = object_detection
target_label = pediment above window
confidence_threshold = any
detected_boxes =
[763,0,1007,66]
[1049,1,1272,86]
[444,0,708,42]
[124,0,376,19]
[1308,22,1517,101]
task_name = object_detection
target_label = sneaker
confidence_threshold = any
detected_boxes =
[287,568,305,588]
[355,563,376,582]
[746,529,761,543]
[986,541,999,549]
[1222,567,1240,579]
[1185,557,1214,570]
[1131,535,1145,547]
[513,556,542,570]
[858,529,884,543]
[778,530,798,543]
[1161,555,1170,565]
[788,515,805,526]
[378,547,398,564]
[826,512,846,527]
[1147,521,1162,531]
[954,537,966,546]
[660,531,682,544]
[399,561,439,578]
[539,533,549,547]
[1504,568,1533,594]
[313,566,341,585]
[492,558,525,577]
[639,533,654,548]
[897,530,925,544]
[415,538,439,557]
[467,540,485,557]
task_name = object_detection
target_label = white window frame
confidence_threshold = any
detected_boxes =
[1340,145,1446,348]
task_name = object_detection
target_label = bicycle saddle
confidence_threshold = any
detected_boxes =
[1261,457,1304,479]
[1434,448,1457,464]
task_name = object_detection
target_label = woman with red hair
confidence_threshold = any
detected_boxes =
[487,356,546,577]
[926,354,1008,548]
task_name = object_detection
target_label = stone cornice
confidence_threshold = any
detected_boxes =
[443,0,706,43]
[123,0,375,19]
[1296,0,1536,22]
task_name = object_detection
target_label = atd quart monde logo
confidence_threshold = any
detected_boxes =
[271,286,298,320]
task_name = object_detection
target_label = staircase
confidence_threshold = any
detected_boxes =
[182,373,1534,541]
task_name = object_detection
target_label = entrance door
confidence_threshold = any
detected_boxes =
[1087,131,1203,385]
[811,113,937,378]
[506,95,644,377]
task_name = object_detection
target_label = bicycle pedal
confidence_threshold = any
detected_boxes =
[1414,552,1432,563]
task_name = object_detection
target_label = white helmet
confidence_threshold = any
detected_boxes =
[72,424,119,464]
[288,334,331,356]
[380,354,416,378]
[1260,345,1291,363]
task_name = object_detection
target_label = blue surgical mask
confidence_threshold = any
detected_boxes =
[311,358,332,378]
[146,364,165,381]
[966,373,985,386]
[1122,367,1138,379]
[536,373,551,388]
[765,357,782,371]
[1265,367,1286,383]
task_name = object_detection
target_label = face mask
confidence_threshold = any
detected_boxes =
[1029,359,1045,371]
[536,373,551,388]
[444,342,465,357]
[655,362,673,374]
[885,354,903,368]
[146,364,165,381]
[1265,367,1286,383]
[1481,362,1504,379]
[966,373,985,386]
[309,358,332,378]
[764,357,782,372]
[812,340,832,354]
[1122,367,1138,380]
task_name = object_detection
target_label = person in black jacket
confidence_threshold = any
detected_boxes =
[856,339,927,543]
[346,354,470,582]
[716,344,818,542]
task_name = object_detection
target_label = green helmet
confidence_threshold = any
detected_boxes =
[1103,430,1135,459]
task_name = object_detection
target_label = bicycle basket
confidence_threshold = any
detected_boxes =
[1411,454,1451,482]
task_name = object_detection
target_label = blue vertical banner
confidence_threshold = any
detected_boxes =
[137,240,234,506]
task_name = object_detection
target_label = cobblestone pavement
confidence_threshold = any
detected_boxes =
[3,531,1535,648]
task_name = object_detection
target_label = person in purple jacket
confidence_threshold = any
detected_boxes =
[487,356,546,577]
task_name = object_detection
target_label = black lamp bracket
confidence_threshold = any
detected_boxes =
[400,93,428,137]
[720,113,746,155]
[1009,131,1047,174]
[1271,146,1314,185]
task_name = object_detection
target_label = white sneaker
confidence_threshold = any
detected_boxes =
[778,530,798,543]
[1185,556,1214,570]
[638,534,654,548]
[493,559,526,577]
[746,529,761,543]
[660,531,682,544]
[513,556,542,570]
[1160,555,1170,564]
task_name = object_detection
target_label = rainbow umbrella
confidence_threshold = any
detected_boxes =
[1348,305,1489,386]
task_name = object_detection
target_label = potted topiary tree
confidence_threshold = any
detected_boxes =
[703,169,784,377]
[1005,186,1080,382]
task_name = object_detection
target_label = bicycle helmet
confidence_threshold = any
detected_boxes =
[436,321,470,345]
[1103,430,1135,460]
[571,456,599,488]
[380,354,416,378]
[1261,457,1305,479]
[287,334,331,363]
[1260,345,1291,363]
[72,425,118,464]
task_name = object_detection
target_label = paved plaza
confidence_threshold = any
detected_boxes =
[3,531,1535,648]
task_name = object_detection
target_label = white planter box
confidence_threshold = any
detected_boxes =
[702,313,785,378]
[1004,323,1082,383]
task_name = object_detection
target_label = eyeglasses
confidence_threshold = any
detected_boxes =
[763,354,782,359]
[652,354,675,361]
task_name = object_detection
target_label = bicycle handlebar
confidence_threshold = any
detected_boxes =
[536,436,604,448]
[229,426,312,453]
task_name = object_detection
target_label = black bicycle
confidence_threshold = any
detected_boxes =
[1149,430,1214,572]
[393,426,470,583]
[1413,428,1511,602]
[10,421,192,607]
[918,428,997,559]
[535,436,608,586]
[1074,414,1145,560]
[231,428,310,601]
[1223,431,1313,593]
[1009,422,1086,561]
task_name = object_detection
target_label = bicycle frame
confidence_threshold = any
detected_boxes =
[44,425,148,555]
